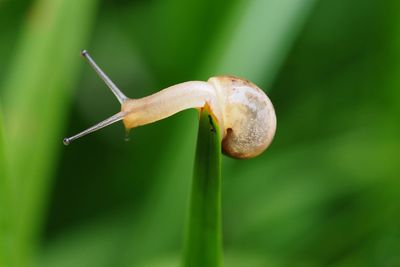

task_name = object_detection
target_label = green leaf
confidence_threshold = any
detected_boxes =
[183,108,222,267]
[0,107,14,267]
[200,0,318,84]
[1,0,98,266]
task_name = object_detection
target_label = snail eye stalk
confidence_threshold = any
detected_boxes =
[63,111,125,145]
[63,50,132,146]
[81,50,128,104]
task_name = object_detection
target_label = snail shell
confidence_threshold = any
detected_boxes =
[208,76,276,158]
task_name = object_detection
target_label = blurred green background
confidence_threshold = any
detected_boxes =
[1,0,400,266]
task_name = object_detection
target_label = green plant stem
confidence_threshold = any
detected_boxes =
[183,108,222,267]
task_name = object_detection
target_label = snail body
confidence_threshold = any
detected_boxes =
[64,51,276,159]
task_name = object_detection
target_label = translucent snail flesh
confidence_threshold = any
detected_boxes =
[64,51,276,159]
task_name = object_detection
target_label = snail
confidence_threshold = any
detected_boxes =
[63,50,276,159]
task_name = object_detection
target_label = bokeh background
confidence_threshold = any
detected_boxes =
[1,0,400,266]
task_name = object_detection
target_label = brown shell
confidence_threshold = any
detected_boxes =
[208,76,276,159]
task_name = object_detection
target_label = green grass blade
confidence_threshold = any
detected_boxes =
[1,0,98,265]
[0,107,14,267]
[183,108,222,267]
[201,0,317,84]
